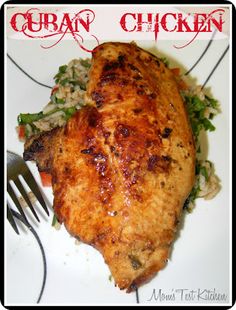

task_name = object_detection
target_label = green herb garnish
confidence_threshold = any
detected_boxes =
[18,112,44,125]
[50,94,65,105]
[70,80,86,90]
[183,95,217,138]
[60,78,70,86]
[182,92,219,211]
[54,65,68,83]
[64,106,77,120]
[80,59,91,68]
[56,98,66,104]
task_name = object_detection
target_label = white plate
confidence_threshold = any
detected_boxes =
[5,4,231,306]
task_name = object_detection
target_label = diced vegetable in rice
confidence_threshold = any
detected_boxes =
[17,58,91,135]
[180,81,221,210]
[33,110,66,131]
[16,53,221,213]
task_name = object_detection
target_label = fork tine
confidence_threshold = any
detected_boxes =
[7,182,29,225]
[14,177,40,222]
[23,170,49,216]
[7,203,19,235]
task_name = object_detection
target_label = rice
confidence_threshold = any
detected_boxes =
[41,58,91,130]
[33,110,66,131]
[17,58,92,135]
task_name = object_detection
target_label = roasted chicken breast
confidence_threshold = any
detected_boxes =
[24,42,195,292]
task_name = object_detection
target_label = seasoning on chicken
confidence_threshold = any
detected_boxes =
[23,42,195,292]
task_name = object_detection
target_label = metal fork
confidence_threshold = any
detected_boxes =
[7,150,49,234]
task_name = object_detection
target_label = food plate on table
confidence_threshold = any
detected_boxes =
[5,4,231,306]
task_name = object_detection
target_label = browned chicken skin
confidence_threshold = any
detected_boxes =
[24,42,195,292]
